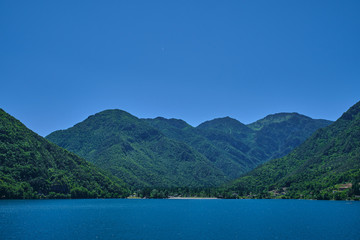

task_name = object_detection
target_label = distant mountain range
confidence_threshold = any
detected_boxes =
[46,110,226,188]
[2,101,359,200]
[0,109,130,199]
[145,113,332,179]
[46,110,332,188]
[224,101,360,200]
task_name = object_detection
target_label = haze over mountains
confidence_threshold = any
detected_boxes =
[46,110,332,188]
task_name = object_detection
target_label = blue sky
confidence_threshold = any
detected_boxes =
[1,1,359,136]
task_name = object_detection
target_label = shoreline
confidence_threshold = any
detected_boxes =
[168,197,218,200]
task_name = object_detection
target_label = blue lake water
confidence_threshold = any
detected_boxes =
[0,199,359,240]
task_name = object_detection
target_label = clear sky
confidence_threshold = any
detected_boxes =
[1,1,359,136]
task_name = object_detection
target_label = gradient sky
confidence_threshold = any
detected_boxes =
[1,1,359,136]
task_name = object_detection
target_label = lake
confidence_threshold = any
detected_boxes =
[0,199,359,240]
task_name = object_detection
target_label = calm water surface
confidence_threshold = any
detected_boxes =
[0,199,359,240]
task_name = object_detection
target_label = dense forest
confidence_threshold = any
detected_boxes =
[1,101,359,200]
[46,110,330,189]
[46,110,226,188]
[144,113,331,179]
[221,101,360,200]
[0,109,130,199]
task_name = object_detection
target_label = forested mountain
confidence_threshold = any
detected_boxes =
[224,101,360,200]
[3,102,355,200]
[46,110,226,188]
[248,113,333,160]
[0,109,130,199]
[47,109,332,189]
[143,117,254,178]
[144,113,332,178]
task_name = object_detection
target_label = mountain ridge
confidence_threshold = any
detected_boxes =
[47,109,332,187]
[47,109,227,188]
[247,112,331,130]
[0,108,130,199]
[146,112,332,177]
[223,101,360,200]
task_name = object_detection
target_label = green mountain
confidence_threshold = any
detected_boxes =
[0,109,130,199]
[46,110,226,188]
[248,113,333,160]
[143,117,253,178]
[144,113,332,179]
[196,117,261,173]
[224,101,360,200]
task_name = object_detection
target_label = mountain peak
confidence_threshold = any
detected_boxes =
[93,109,134,118]
[143,117,191,130]
[247,112,330,130]
[339,100,360,121]
[197,116,253,135]
[197,116,244,127]
[71,109,139,129]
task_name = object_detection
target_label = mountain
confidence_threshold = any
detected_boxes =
[195,117,261,173]
[0,109,130,199]
[145,113,332,179]
[248,113,333,160]
[143,117,254,178]
[46,110,226,188]
[224,101,360,200]
[47,109,332,189]
[198,116,254,138]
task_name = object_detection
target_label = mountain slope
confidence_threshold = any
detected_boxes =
[225,101,360,200]
[47,110,227,188]
[196,117,259,171]
[198,114,332,166]
[145,114,332,179]
[143,117,253,178]
[0,109,130,199]
[248,113,333,160]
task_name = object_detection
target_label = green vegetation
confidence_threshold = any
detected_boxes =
[2,102,357,200]
[46,110,227,188]
[143,117,255,178]
[0,109,130,199]
[144,113,332,179]
[47,110,331,190]
[223,101,360,200]
[131,187,218,199]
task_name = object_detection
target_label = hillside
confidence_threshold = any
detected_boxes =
[224,101,360,200]
[143,117,254,178]
[145,113,332,178]
[46,110,226,188]
[0,109,130,199]
[248,113,333,160]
